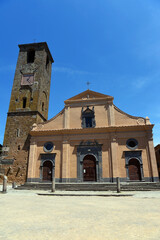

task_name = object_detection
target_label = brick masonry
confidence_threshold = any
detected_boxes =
[0,42,53,183]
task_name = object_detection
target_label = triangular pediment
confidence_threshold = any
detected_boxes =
[64,90,113,103]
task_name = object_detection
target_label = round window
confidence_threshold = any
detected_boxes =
[43,142,54,152]
[126,139,138,150]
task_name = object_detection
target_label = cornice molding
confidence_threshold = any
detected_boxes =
[30,124,154,136]
[8,110,47,121]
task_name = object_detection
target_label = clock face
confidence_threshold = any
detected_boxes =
[21,74,34,85]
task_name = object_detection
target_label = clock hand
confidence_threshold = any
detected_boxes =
[27,77,31,83]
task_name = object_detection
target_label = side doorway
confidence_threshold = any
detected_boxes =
[128,158,141,181]
[43,161,52,181]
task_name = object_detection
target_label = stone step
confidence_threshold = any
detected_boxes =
[16,182,160,191]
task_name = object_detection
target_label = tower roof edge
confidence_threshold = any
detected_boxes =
[18,42,54,63]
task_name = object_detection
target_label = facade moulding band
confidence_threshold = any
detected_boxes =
[7,111,47,121]
[30,125,154,136]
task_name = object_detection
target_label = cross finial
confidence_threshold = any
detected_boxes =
[87,81,90,89]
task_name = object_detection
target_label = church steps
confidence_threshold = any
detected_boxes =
[16,182,160,191]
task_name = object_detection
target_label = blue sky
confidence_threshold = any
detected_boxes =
[0,0,160,145]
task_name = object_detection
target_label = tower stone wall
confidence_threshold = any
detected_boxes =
[1,42,53,183]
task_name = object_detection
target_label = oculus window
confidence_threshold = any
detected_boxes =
[126,139,138,150]
[43,142,54,152]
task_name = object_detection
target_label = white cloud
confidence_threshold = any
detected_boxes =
[131,72,160,90]
[54,66,94,76]
[132,77,148,89]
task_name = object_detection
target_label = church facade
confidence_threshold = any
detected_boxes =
[27,90,158,183]
[1,42,159,184]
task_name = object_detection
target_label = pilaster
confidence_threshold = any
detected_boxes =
[64,106,70,128]
[108,102,115,126]
[27,139,37,181]
[61,139,70,181]
[147,131,159,182]
[110,133,118,181]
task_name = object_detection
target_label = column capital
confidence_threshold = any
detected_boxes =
[110,133,117,142]
[62,140,69,144]
[30,138,37,145]
[146,131,153,141]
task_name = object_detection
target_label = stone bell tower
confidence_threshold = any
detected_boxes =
[1,42,54,183]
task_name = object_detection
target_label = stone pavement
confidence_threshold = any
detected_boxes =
[0,185,160,240]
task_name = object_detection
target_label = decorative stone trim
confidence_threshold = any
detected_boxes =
[77,141,102,182]
[137,118,145,125]
[81,106,95,128]
[40,153,56,181]
[30,124,154,136]
[125,151,144,181]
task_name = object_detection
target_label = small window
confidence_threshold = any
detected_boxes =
[46,55,49,69]
[16,129,20,137]
[82,107,95,128]
[85,117,92,128]
[42,102,44,111]
[27,50,35,63]
[18,145,20,150]
[23,97,27,108]
[43,142,54,152]
[126,139,138,150]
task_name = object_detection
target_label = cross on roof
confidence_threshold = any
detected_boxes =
[87,81,91,89]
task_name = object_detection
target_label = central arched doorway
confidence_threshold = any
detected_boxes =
[43,161,52,181]
[83,155,96,181]
[128,158,141,181]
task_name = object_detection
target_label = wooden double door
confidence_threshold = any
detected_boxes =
[128,158,141,181]
[83,155,97,181]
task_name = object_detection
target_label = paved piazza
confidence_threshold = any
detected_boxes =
[0,186,160,240]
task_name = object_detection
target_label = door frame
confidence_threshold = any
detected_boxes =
[40,153,56,182]
[77,141,102,182]
[125,151,144,181]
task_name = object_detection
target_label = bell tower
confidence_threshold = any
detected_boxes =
[2,42,54,183]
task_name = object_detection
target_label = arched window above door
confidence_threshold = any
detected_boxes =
[81,106,95,128]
